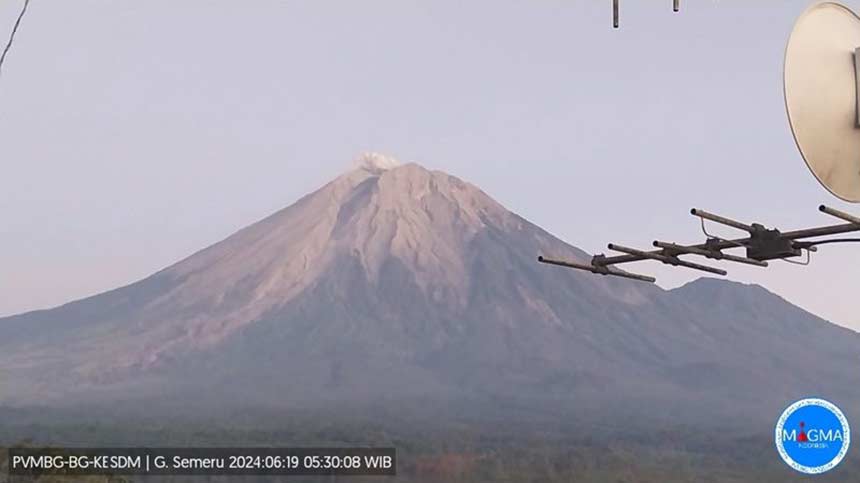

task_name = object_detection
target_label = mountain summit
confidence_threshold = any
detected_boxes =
[1,158,858,427]
[352,152,401,173]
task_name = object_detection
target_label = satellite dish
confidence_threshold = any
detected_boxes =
[785,1,860,203]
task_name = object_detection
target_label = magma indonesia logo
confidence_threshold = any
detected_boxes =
[775,398,851,475]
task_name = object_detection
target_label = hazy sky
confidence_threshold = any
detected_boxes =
[1,1,858,330]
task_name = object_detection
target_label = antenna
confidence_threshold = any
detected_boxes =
[612,1,680,29]
[539,207,860,283]
[541,1,860,283]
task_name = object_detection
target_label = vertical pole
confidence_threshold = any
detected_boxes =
[674,0,680,12]
[854,48,860,127]
[613,0,619,28]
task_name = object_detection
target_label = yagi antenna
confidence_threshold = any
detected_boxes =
[539,206,860,283]
[613,0,680,29]
[543,1,860,283]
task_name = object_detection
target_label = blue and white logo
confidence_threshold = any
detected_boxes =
[775,398,850,475]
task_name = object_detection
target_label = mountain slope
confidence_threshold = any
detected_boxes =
[1,154,858,429]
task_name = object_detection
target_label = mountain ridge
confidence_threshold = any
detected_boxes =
[1,156,857,430]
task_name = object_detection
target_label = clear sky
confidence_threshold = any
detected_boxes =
[1,1,857,330]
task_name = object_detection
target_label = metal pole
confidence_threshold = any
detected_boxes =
[674,0,680,13]
[652,240,768,267]
[608,244,728,275]
[780,223,860,240]
[613,0,619,28]
[820,205,860,225]
[855,49,860,127]
[690,208,755,233]
[538,256,656,283]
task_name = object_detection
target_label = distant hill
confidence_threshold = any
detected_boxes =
[1,153,858,431]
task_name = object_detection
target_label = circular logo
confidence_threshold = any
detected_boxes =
[775,398,850,474]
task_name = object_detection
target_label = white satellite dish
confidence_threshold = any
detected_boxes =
[785,1,860,203]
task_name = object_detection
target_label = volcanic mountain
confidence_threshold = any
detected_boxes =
[1,154,858,428]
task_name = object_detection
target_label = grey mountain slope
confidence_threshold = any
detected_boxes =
[667,279,859,395]
[1,156,858,429]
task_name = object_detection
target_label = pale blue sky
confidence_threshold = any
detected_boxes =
[1,1,857,329]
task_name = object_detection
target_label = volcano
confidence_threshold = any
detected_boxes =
[1,154,858,428]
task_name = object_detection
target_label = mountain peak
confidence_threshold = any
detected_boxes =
[352,152,402,173]
[0,155,655,392]
[4,154,859,420]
